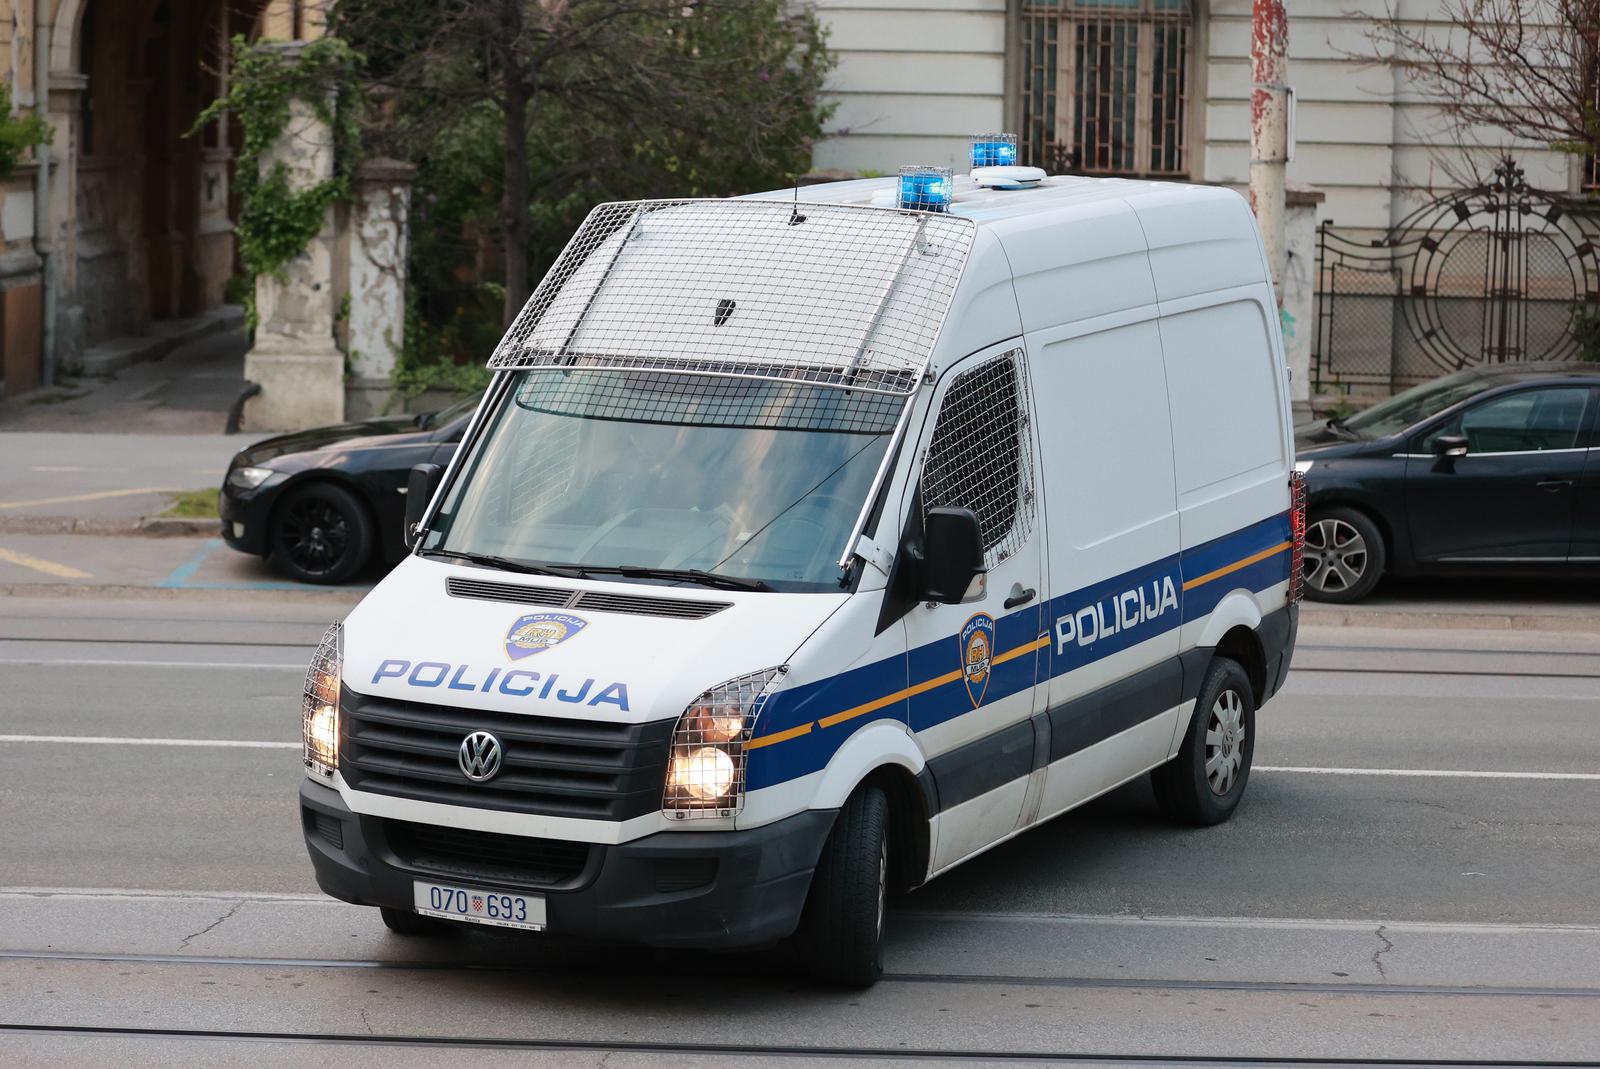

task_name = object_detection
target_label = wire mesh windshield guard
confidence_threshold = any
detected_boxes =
[486,199,977,397]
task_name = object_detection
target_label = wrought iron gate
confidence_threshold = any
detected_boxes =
[1313,159,1600,392]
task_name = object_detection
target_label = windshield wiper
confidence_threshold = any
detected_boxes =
[1324,416,1361,440]
[574,564,773,592]
[420,549,583,578]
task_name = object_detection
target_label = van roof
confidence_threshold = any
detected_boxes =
[741,173,1244,228]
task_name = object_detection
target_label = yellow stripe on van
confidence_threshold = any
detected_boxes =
[1181,541,1292,592]
[747,634,1051,749]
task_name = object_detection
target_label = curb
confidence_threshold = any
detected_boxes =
[1301,605,1600,634]
[0,516,218,537]
[0,582,364,605]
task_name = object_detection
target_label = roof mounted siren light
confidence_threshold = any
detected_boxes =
[969,132,1046,190]
[898,165,953,213]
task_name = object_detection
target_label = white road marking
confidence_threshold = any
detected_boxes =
[1255,765,1600,781]
[0,735,297,749]
[0,658,303,669]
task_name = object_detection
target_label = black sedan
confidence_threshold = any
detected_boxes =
[1295,363,1600,602]
[220,393,481,583]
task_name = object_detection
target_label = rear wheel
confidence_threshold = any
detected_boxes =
[378,906,456,936]
[1303,506,1384,603]
[267,482,375,585]
[800,785,889,988]
[1152,656,1255,826]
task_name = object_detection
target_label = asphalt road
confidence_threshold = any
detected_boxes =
[1,594,1597,1066]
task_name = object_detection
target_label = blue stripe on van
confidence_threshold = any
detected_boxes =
[743,510,1293,792]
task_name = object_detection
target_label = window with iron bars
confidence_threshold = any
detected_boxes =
[1020,0,1195,178]
[919,352,1036,568]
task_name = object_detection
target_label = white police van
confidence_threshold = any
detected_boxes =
[299,149,1305,987]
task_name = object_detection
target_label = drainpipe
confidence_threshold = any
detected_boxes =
[1249,0,1288,309]
[33,0,56,386]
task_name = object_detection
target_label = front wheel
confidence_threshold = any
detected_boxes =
[1152,657,1255,826]
[799,785,889,988]
[267,482,375,585]
[1303,506,1385,603]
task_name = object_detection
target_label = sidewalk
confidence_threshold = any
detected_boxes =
[0,312,249,434]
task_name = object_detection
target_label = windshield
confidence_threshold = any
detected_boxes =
[422,370,901,592]
[428,391,484,428]
[1341,370,1490,438]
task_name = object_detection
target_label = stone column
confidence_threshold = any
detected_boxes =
[1282,186,1325,420]
[344,158,416,419]
[242,44,344,431]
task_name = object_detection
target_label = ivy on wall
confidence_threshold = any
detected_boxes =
[0,85,52,181]
[192,35,362,326]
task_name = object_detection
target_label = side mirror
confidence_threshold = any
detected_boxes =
[1431,434,1468,473]
[404,463,444,549]
[920,507,987,604]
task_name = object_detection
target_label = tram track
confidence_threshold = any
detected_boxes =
[3,948,1596,1001]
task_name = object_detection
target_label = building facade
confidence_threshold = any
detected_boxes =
[0,0,320,399]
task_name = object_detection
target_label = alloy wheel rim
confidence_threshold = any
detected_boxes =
[280,499,350,575]
[1204,689,1246,796]
[1303,518,1367,593]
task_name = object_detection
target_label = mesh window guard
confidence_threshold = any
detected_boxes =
[919,351,1036,567]
[486,199,977,396]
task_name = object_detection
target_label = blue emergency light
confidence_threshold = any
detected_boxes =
[898,166,953,213]
[970,133,1018,169]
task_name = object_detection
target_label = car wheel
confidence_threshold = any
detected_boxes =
[268,482,375,585]
[1302,506,1385,603]
[800,785,889,988]
[379,906,457,936]
[1152,657,1255,827]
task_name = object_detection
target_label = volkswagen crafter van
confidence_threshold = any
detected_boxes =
[299,166,1305,987]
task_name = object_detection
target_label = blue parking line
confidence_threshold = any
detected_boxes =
[158,539,220,588]
[156,537,372,592]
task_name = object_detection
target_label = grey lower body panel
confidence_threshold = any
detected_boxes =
[300,779,835,950]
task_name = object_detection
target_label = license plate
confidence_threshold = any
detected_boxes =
[412,881,546,931]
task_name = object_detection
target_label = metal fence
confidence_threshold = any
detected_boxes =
[1313,159,1600,393]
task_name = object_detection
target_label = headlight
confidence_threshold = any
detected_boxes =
[227,465,275,490]
[1293,459,1315,475]
[302,622,342,781]
[663,666,786,818]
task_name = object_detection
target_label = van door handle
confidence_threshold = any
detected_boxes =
[1536,478,1573,492]
[1004,586,1037,610]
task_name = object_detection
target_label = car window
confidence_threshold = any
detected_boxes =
[1419,387,1589,455]
[1342,370,1488,438]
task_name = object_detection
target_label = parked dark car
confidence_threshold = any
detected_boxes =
[220,393,481,583]
[1294,363,1600,602]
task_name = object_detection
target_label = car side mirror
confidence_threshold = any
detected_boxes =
[404,463,444,549]
[919,507,988,604]
[1431,434,1469,473]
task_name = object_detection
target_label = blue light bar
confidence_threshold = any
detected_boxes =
[970,133,1018,169]
[898,165,953,213]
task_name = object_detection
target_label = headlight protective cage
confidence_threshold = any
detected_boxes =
[302,622,343,780]
[663,666,787,819]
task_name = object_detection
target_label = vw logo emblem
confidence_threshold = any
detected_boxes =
[458,731,503,782]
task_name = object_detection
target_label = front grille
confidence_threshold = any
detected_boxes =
[653,858,718,893]
[445,576,729,620]
[340,689,673,821]
[304,809,343,851]
[378,818,591,889]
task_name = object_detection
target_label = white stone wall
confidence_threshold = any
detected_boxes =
[810,0,1008,175]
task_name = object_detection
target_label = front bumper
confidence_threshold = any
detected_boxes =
[219,478,280,556]
[300,780,835,949]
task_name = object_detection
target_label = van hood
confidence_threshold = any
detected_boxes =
[341,555,846,725]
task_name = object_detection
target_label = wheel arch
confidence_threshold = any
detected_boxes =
[1308,494,1395,565]
[811,721,934,893]
[1211,624,1268,707]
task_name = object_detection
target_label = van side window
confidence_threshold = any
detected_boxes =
[920,351,1036,565]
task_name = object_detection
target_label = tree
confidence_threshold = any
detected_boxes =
[1365,1,1600,168]
[335,0,833,326]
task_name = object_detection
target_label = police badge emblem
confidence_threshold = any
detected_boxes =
[959,613,996,708]
[504,612,587,661]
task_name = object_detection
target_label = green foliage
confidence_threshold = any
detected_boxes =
[0,85,52,181]
[161,489,220,519]
[1573,301,1600,361]
[192,36,363,326]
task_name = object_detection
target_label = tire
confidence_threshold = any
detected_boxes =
[800,785,889,988]
[378,906,457,936]
[267,481,375,585]
[1302,505,1385,604]
[1152,657,1255,826]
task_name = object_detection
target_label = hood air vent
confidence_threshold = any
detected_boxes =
[445,576,729,620]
